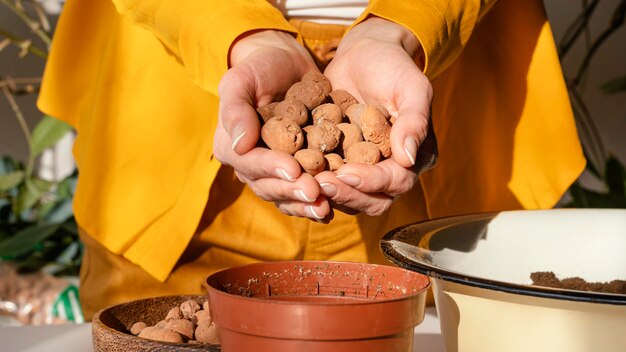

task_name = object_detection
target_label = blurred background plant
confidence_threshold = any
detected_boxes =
[559,0,626,208]
[0,0,80,276]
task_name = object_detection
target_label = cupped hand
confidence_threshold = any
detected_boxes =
[320,17,438,216]
[213,30,331,222]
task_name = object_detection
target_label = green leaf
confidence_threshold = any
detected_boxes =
[30,116,73,157]
[61,219,78,235]
[17,180,40,213]
[43,199,73,223]
[0,171,24,191]
[30,177,54,193]
[0,226,8,241]
[55,241,79,265]
[0,156,22,174]
[601,75,626,94]
[0,222,61,257]
[15,178,47,214]
[55,174,77,199]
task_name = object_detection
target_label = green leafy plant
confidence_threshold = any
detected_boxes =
[560,0,626,208]
[1,0,81,275]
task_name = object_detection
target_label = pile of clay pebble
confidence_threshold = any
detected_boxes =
[130,299,220,345]
[257,71,393,175]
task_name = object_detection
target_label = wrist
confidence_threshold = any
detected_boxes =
[229,29,302,67]
[344,16,423,64]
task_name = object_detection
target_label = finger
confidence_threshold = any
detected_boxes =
[217,68,262,155]
[331,160,417,196]
[213,126,302,182]
[315,171,394,216]
[239,172,321,203]
[275,197,332,222]
[389,72,433,168]
[414,119,439,174]
[328,201,359,215]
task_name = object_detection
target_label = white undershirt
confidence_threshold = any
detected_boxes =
[267,0,368,25]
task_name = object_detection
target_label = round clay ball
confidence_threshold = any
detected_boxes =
[180,300,201,320]
[193,310,212,325]
[138,326,184,343]
[261,116,304,154]
[360,106,392,158]
[302,71,332,96]
[274,100,308,126]
[285,81,327,110]
[312,103,342,125]
[294,149,326,175]
[336,122,363,156]
[345,141,381,165]
[195,321,221,345]
[345,103,366,128]
[306,121,341,154]
[165,306,182,321]
[324,153,344,171]
[330,89,358,115]
[165,319,195,341]
[256,102,279,123]
[130,322,147,335]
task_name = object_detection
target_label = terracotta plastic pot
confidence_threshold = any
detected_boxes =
[205,261,430,352]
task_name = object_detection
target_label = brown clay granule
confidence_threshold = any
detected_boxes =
[530,271,626,294]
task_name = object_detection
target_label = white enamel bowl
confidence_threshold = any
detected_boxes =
[381,209,626,352]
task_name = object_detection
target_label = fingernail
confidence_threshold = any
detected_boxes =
[293,189,315,203]
[231,125,246,151]
[276,168,295,182]
[403,137,417,166]
[336,174,361,187]
[319,182,337,197]
[306,205,324,220]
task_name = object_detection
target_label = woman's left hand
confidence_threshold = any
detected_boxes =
[319,17,438,216]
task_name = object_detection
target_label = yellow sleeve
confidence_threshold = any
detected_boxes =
[110,0,299,95]
[352,0,498,79]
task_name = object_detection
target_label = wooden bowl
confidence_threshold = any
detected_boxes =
[92,294,220,351]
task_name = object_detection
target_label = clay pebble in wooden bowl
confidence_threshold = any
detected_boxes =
[92,295,220,351]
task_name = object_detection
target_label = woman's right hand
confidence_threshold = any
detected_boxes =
[213,30,332,222]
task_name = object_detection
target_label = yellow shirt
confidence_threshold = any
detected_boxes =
[38,0,585,282]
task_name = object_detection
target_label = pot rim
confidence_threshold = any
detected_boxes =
[381,209,626,306]
[205,260,431,305]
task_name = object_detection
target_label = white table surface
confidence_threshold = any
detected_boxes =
[0,307,444,352]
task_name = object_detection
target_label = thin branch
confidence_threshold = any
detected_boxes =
[569,86,606,177]
[0,77,41,85]
[0,0,51,48]
[558,0,599,58]
[1,83,34,176]
[0,26,48,58]
[579,0,593,91]
[0,77,41,95]
[31,1,51,32]
[573,0,626,86]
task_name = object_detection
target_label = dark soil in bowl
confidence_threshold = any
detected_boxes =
[531,271,626,294]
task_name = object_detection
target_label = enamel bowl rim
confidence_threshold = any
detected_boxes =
[381,209,626,306]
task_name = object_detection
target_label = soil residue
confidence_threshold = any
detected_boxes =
[530,271,626,294]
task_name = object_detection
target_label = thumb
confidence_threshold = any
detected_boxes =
[389,78,433,168]
[217,68,261,154]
